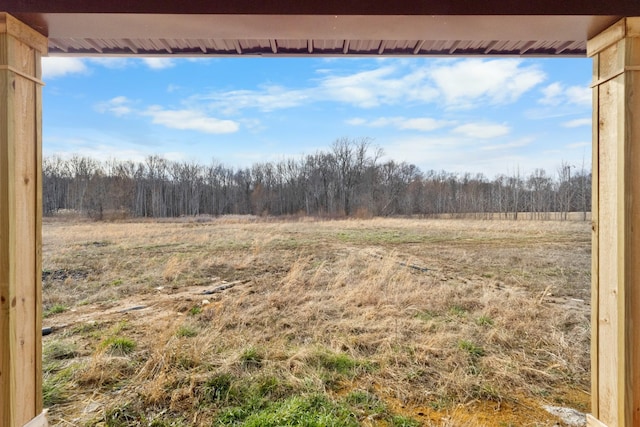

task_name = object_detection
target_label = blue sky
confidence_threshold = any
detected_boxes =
[41,56,592,177]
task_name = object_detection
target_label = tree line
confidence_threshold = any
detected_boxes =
[43,137,591,220]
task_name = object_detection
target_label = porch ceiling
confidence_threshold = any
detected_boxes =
[5,1,639,56]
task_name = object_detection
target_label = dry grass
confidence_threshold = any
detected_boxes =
[42,216,591,426]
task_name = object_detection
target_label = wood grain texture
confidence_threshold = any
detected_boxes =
[0,13,46,427]
[34,48,43,413]
[0,13,48,54]
[588,16,640,427]
[587,414,610,427]
[623,35,640,427]
[0,43,13,427]
[596,71,621,427]
[590,52,600,419]
[588,18,626,56]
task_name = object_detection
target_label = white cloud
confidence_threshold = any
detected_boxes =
[347,116,447,132]
[318,66,438,108]
[95,96,134,117]
[47,145,148,163]
[195,59,544,114]
[481,137,533,151]
[197,64,440,113]
[201,85,310,114]
[382,135,506,174]
[345,118,367,126]
[88,57,175,70]
[381,134,567,177]
[383,135,471,164]
[566,142,590,149]
[430,59,545,108]
[452,122,510,139]
[45,143,187,164]
[566,86,591,106]
[540,82,591,107]
[238,118,265,133]
[43,57,176,80]
[319,65,438,108]
[44,131,158,163]
[42,57,87,79]
[186,58,214,64]
[96,95,239,134]
[143,106,239,134]
[540,83,564,105]
[142,58,175,70]
[562,118,591,128]
[397,118,446,131]
[371,118,401,127]
[88,58,131,69]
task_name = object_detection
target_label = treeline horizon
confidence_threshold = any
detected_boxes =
[43,137,591,220]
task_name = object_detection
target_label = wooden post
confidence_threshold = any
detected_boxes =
[587,17,640,427]
[0,13,48,427]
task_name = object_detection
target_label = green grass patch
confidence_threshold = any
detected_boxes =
[312,351,373,376]
[448,305,468,317]
[476,315,494,326]
[101,336,136,355]
[458,339,485,358]
[252,375,294,400]
[147,418,188,427]
[188,306,202,316]
[44,340,78,360]
[344,389,386,415]
[215,394,358,427]
[201,373,235,403]
[102,403,143,427]
[43,364,76,407]
[415,309,437,322]
[71,320,103,336]
[307,350,376,390]
[111,319,131,334]
[335,229,425,245]
[176,325,198,338]
[44,304,68,317]
[240,347,263,368]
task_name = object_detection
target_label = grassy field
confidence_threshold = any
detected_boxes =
[41,216,591,426]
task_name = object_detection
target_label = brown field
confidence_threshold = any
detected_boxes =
[42,216,591,426]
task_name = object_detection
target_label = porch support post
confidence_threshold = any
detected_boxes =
[0,12,48,427]
[587,17,640,427]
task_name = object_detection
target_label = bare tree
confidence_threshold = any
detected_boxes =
[556,161,574,220]
[42,150,591,221]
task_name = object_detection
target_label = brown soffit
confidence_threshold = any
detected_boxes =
[9,14,618,57]
[5,0,636,57]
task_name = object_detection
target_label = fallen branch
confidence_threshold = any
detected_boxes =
[397,261,429,273]
[199,280,245,295]
[119,305,147,313]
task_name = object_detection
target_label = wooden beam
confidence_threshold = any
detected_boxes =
[587,414,610,427]
[590,48,600,420]
[0,12,47,427]
[587,16,640,427]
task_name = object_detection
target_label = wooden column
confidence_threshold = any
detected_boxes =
[0,13,48,427]
[587,17,640,427]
